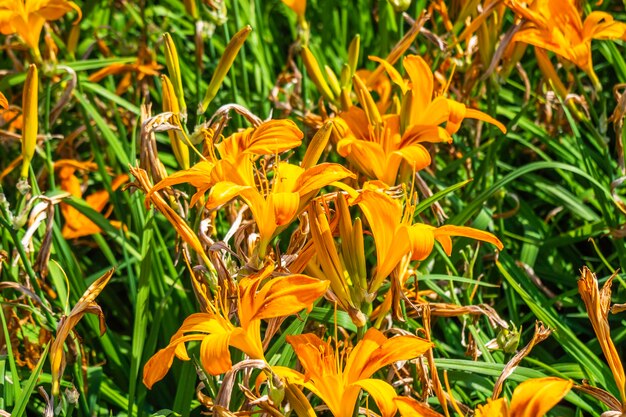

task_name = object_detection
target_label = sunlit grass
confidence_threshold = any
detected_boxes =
[0,1,625,417]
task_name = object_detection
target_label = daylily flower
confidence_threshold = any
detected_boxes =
[337,55,506,185]
[149,119,354,258]
[507,0,626,89]
[271,328,433,417]
[475,377,573,417]
[0,0,81,60]
[395,377,573,417]
[56,160,128,239]
[351,183,503,294]
[142,263,329,389]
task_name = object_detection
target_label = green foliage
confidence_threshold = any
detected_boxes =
[1,0,626,416]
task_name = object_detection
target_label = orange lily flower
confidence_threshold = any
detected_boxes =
[337,55,506,185]
[395,377,572,417]
[149,119,354,257]
[475,377,573,417]
[507,0,626,89]
[351,183,503,293]
[0,0,81,60]
[142,264,329,389]
[271,328,432,417]
[55,160,128,239]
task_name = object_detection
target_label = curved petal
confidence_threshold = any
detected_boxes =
[401,124,446,145]
[36,0,82,21]
[391,144,431,172]
[361,333,433,380]
[337,138,387,180]
[352,379,398,417]
[200,332,233,375]
[475,398,508,417]
[394,396,445,417]
[168,313,233,360]
[142,334,205,389]
[369,55,409,94]
[416,96,449,128]
[352,189,403,275]
[247,274,329,322]
[464,108,507,134]
[403,55,433,116]
[583,12,625,40]
[148,160,215,198]
[270,191,300,226]
[339,106,371,141]
[286,333,336,380]
[406,223,437,261]
[434,225,504,252]
[247,119,303,155]
[295,163,356,196]
[346,328,432,382]
[274,162,304,193]
[509,377,573,417]
[206,181,251,209]
[513,29,584,68]
[344,327,388,382]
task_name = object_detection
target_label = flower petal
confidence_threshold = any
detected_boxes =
[403,55,433,116]
[475,398,508,417]
[246,119,304,155]
[295,162,355,196]
[242,274,329,323]
[200,333,233,375]
[369,55,409,94]
[353,379,398,417]
[434,225,504,253]
[394,396,445,417]
[269,191,300,226]
[509,377,573,417]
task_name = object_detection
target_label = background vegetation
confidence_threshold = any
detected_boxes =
[1,0,626,416]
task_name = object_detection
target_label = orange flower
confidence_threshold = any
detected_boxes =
[271,328,432,417]
[351,183,503,293]
[475,377,573,417]
[55,160,127,239]
[0,0,81,59]
[142,264,329,389]
[149,119,354,257]
[395,377,573,417]
[337,55,506,185]
[507,0,626,88]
